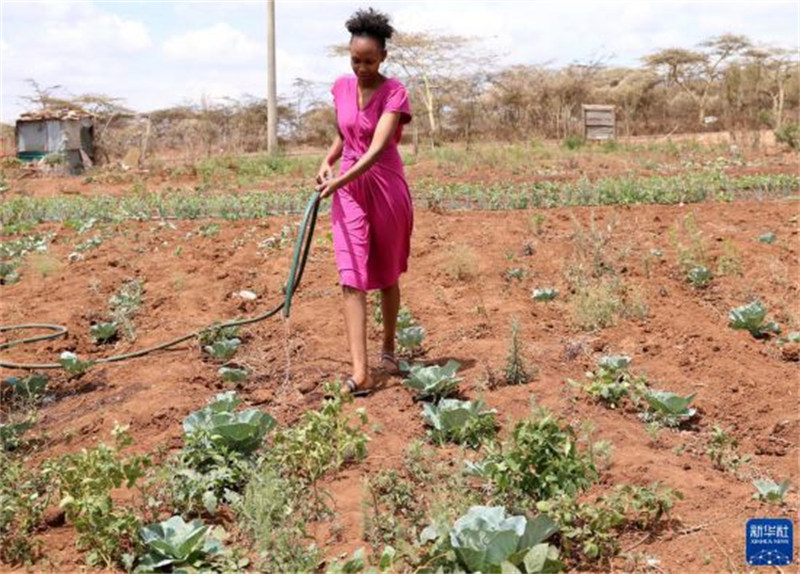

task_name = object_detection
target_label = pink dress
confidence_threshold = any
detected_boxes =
[330,74,414,291]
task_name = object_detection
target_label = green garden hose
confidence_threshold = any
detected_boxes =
[0,192,322,371]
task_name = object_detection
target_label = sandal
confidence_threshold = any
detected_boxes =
[380,352,403,375]
[342,376,372,397]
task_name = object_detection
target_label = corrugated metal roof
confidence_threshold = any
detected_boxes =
[18,109,94,122]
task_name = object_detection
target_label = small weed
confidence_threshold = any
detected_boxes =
[504,317,532,385]
[109,279,143,340]
[707,425,750,474]
[443,244,478,281]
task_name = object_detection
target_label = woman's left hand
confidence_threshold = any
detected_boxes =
[315,176,344,199]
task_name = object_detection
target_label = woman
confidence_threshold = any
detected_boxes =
[315,7,413,396]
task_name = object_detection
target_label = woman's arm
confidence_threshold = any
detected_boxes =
[316,112,401,198]
[317,133,344,184]
[325,133,344,166]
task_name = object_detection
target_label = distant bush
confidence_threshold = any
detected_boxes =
[562,135,585,150]
[774,123,799,150]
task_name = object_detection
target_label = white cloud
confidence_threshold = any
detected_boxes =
[163,23,261,64]
[35,9,151,55]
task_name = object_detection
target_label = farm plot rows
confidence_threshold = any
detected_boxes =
[1,193,799,573]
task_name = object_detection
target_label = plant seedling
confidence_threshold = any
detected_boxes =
[59,351,94,376]
[532,287,558,302]
[640,390,696,428]
[218,366,248,383]
[752,479,790,504]
[687,266,712,288]
[402,360,461,400]
[90,322,118,344]
[728,301,780,338]
[422,398,497,447]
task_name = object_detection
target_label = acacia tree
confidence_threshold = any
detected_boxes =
[593,68,660,136]
[644,34,752,127]
[331,30,492,148]
[761,47,799,130]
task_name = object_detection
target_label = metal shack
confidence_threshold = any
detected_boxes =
[15,109,94,174]
[582,104,616,141]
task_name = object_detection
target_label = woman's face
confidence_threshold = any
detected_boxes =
[350,36,386,83]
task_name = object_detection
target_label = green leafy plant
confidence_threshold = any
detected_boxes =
[471,406,598,502]
[203,338,241,361]
[402,360,462,400]
[728,301,780,338]
[198,323,241,347]
[135,516,227,573]
[3,373,47,402]
[774,123,799,150]
[90,321,118,344]
[159,393,274,516]
[0,261,20,284]
[45,425,150,568]
[363,469,427,557]
[686,265,712,288]
[218,366,248,383]
[269,382,369,487]
[777,332,800,345]
[752,479,790,504]
[422,399,497,448]
[581,355,647,409]
[707,426,750,473]
[504,267,527,282]
[396,325,426,355]
[538,483,681,563]
[640,390,697,428]
[420,505,562,574]
[59,351,95,376]
[109,278,143,340]
[757,232,776,244]
[532,288,558,302]
[183,392,275,455]
[0,421,33,452]
[0,452,52,565]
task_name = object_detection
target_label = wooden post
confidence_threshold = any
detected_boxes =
[267,0,278,155]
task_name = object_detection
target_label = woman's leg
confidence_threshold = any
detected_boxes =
[380,282,400,370]
[342,285,370,387]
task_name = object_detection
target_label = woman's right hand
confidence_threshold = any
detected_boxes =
[316,162,333,185]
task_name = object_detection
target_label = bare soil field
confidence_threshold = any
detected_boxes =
[1,139,799,574]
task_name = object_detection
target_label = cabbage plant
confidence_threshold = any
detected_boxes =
[422,399,497,447]
[402,360,461,400]
[59,351,94,376]
[640,390,696,427]
[532,288,558,302]
[183,392,275,454]
[728,301,780,338]
[135,516,224,573]
[203,338,241,360]
[582,355,647,409]
[218,366,248,383]
[396,325,426,355]
[421,506,562,573]
[3,373,47,400]
[752,479,790,504]
[687,266,712,288]
[90,321,118,344]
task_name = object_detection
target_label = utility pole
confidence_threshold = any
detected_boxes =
[267,0,278,154]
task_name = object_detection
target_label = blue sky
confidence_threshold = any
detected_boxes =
[1,1,797,123]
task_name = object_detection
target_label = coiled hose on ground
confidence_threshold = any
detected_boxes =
[0,193,321,371]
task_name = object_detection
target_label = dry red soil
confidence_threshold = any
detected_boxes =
[2,192,799,572]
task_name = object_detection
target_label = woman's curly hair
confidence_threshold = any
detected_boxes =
[346,7,394,49]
